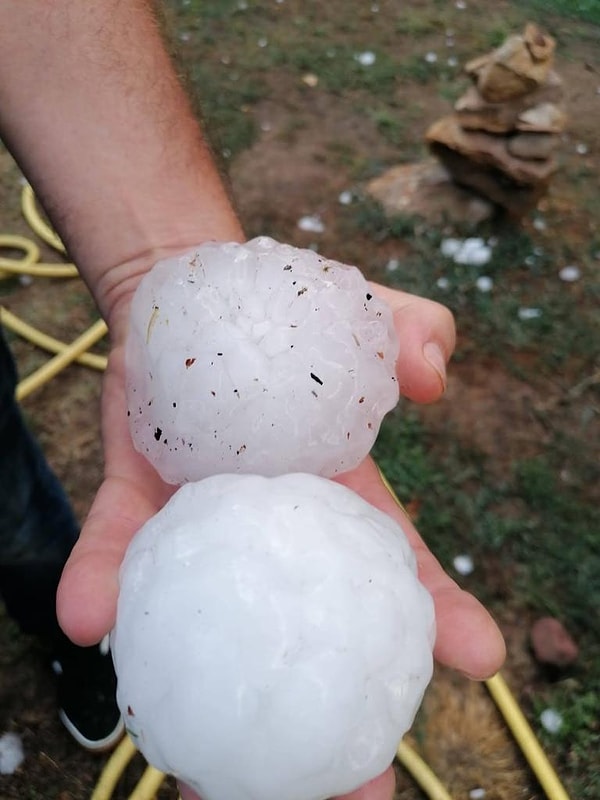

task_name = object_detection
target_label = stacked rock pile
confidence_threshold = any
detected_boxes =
[426,24,567,217]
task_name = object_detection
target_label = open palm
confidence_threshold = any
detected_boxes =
[57,283,504,800]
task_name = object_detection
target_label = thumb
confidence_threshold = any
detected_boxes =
[371,283,456,404]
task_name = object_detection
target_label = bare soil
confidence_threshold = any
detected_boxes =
[1,3,598,799]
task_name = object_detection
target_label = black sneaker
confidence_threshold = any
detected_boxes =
[52,634,125,752]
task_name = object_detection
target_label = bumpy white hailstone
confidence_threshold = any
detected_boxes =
[126,237,399,484]
[112,473,435,800]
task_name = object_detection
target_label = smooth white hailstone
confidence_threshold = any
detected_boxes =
[475,276,493,293]
[457,238,493,266]
[126,237,399,484]
[469,789,486,800]
[441,238,492,267]
[0,732,25,775]
[558,265,581,282]
[440,238,462,259]
[112,473,435,800]
[540,708,563,734]
[518,307,543,320]
[355,51,376,66]
[297,215,325,233]
[453,554,474,576]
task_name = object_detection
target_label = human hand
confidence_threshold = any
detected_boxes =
[56,278,504,800]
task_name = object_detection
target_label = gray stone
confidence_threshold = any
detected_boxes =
[531,617,579,668]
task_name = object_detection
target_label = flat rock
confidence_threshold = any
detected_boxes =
[466,24,556,103]
[426,119,551,215]
[517,102,568,133]
[507,132,560,160]
[455,72,565,134]
[365,161,495,226]
[426,116,558,184]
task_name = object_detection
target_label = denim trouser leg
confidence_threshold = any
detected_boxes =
[0,325,79,639]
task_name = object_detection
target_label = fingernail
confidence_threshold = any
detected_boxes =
[423,342,447,393]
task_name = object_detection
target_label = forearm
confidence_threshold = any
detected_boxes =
[0,0,243,334]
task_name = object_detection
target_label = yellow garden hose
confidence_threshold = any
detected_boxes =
[127,765,168,800]
[21,182,67,253]
[3,186,572,800]
[0,230,77,277]
[485,673,571,800]
[15,317,108,401]
[91,735,168,800]
[379,467,571,800]
[396,741,454,800]
[90,736,138,800]
[0,233,39,276]
[0,306,107,371]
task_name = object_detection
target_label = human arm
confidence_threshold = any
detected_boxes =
[0,0,244,340]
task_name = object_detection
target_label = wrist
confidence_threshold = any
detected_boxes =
[96,227,245,344]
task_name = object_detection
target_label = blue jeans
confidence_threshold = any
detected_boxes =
[0,325,79,640]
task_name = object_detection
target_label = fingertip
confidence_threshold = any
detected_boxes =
[56,555,119,646]
[433,588,506,680]
[390,302,455,404]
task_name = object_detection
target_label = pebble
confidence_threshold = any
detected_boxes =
[531,616,579,667]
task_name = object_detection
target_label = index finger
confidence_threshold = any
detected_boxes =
[336,457,506,680]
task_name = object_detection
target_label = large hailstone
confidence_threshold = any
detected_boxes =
[126,237,399,484]
[112,473,435,800]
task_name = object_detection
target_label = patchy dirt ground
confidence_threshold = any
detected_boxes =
[1,2,598,799]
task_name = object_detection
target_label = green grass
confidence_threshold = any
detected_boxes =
[372,407,600,799]
[521,0,600,25]
[349,200,600,377]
